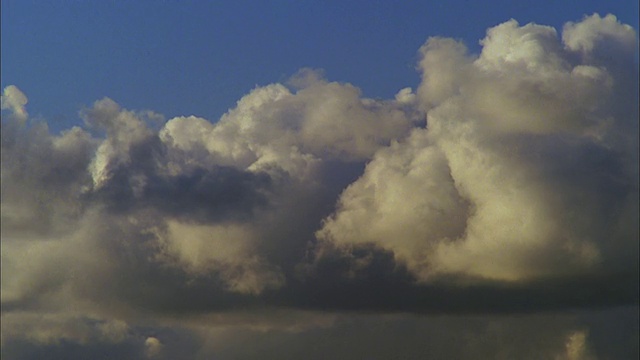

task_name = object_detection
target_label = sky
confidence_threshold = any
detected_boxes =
[2,0,638,131]
[1,1,639,359]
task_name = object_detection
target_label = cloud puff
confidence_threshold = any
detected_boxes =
[1,85,28,122]
[144,337,162,358]
[563,13,637,56]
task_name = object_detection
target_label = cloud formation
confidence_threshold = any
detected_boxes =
[319,13,638,284]
[1,13,638,359]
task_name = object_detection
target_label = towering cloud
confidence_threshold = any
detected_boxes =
[1,13,637,359]
[318,13,638,284]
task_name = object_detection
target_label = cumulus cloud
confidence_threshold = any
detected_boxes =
[563,13,637,56]
[1,12,638,360]
[318,13,638,284]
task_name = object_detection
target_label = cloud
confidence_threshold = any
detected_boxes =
[563,13,637,56]
[1,12,638,359]
[1,85,28,122]
[144,337,162,358]
[5,306,635,360]
[318,13,638,284]
[560,329,597,360]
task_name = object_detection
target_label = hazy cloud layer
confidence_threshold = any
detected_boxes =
[2,14,638,359]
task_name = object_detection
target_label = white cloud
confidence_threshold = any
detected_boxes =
[316,129,469,281]
[563,13,637,55]
[160,73,419,181]
[1,85,28,122]
[318,14,638,282]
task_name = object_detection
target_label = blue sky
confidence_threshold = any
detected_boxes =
[2,0,637,132]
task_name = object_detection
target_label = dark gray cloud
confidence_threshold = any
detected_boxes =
[2,307,637,360]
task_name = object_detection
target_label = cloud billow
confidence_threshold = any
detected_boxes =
[319,13,638,285]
